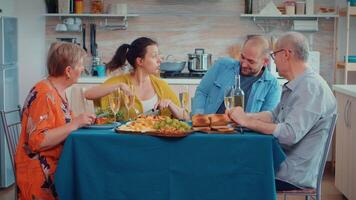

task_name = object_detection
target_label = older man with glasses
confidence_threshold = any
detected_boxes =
[192,35,281,114]
[227,32,337,190]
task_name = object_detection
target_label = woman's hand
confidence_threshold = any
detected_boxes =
[117,83,134,96]
[227,106,249,126]
[72,113,96,129]
[154,99,172,110]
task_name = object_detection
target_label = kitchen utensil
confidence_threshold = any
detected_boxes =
[160,61,186,73]
[90,23,97,57]
[56,37,77,43]
[82,24,87,51]
[187,48,212,72]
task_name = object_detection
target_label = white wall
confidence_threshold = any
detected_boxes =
[14,0,46,103]
[0,0,14,16]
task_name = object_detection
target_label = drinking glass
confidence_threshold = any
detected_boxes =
[179,86,189,119]
[224,86,234,111]
[109,89,121,120]
[125,84,138,120]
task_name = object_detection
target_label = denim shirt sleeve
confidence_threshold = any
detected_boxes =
[260,79,282,112]
[192,58,229,114]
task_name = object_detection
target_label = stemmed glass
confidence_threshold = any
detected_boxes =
[124,84,138,120]
[224,86,234,111]
[179,86,189,120]
[109,89,121,121]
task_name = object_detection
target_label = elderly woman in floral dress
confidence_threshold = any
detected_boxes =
[15,42,96,200]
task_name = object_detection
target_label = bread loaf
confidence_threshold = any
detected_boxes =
[209,114,230,126]
[192,114,210,127]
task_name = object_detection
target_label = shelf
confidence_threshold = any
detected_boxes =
[337,62,356,71]
[240,14,339,19]
[42,13,139,18]
[349,6,356,16]
[43,13,139,31]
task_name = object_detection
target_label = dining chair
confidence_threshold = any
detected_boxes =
[278,114,338,200]
[0,105,22,170]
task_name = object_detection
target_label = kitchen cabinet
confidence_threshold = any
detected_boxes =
[334,85,356,200]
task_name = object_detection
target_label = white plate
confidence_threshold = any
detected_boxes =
[83,122,121,129]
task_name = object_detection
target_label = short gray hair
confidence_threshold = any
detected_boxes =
[276,32,309,62]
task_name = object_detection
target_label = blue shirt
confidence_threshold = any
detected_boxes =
[271,67,337,188]
[192,57,281,114]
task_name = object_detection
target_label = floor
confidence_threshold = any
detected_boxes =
[0,168,345,200]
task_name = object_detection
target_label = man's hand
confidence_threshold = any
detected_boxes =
[227,106,249,127]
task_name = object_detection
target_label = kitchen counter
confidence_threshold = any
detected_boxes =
[333,84,356,98]
[77,76,201,85]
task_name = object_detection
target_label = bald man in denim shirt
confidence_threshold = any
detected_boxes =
[192,35,281,114]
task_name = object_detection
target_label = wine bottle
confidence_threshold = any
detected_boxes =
[233,74,245,109]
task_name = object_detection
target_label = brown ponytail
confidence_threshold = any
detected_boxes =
[106,37,157,73]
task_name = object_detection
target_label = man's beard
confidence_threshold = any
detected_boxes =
[240,66,264,77]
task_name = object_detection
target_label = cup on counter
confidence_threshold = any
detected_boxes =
[96,65,106,77]
[55,23,68,32]
[64,17,75,25]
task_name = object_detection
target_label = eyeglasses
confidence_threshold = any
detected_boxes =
[270,49,285,60]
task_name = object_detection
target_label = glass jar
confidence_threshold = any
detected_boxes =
[91,0,104,14]
[75,0,84,14]
[284,1,296,15]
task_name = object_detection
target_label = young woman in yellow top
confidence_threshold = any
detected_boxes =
[84,37,188,120]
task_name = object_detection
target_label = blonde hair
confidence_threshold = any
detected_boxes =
[47,42,87,77]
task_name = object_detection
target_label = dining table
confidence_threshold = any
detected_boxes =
[55,128,286,200]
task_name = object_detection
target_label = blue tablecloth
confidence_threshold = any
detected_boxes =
[55,129,285,200]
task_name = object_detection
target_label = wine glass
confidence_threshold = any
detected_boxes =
[109,89,121,121]
[179,86,189,120]
[81,87,95,113]
[224,86,234,111]
[125,84,138,120]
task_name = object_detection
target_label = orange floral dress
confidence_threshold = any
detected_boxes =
[15,80,73,200]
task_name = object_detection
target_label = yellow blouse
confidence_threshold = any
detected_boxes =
[94,74,180,117]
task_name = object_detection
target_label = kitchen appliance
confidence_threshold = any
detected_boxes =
[0,16,18,188]
[187,48,212,72]
[56,37,78,44]
[160,72,205,79]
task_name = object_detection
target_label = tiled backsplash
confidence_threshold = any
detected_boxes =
[45,0,337,85]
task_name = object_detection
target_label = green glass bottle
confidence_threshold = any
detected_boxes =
[233,74,245,109]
